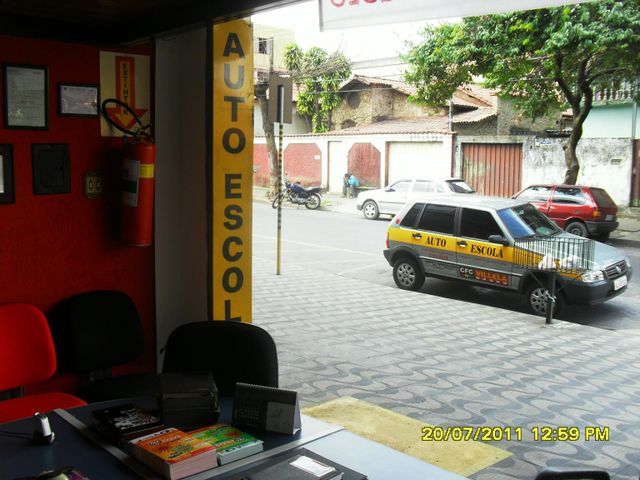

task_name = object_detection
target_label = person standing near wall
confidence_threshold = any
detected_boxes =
[348,173,360,198]
[342,173,350,197]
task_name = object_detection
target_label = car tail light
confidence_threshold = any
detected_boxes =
[592,210,602,219]
[386,232,390,249]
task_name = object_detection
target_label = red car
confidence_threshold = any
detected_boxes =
[513,184,618,240]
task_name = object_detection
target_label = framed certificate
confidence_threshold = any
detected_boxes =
[0,144,15,204]
[58,83,100,117]
[3,63,48,129]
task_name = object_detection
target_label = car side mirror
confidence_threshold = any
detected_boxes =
[385,187,394,192]
[488,234,509,245]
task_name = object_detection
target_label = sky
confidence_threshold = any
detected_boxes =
[251,1,452,66]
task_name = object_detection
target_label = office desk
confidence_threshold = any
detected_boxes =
[0,399,468,480]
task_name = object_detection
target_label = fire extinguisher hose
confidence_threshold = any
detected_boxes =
[101,98,153,141]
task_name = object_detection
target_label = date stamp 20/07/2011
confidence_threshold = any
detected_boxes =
[421,425,610,442]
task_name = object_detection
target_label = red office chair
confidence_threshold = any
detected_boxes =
[0,303,86,424]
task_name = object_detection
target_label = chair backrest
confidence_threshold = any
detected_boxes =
[48,290,144,373]
[162,321,278,395]
[0,303,57,391]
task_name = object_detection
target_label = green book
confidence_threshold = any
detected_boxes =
[188,424,264,465]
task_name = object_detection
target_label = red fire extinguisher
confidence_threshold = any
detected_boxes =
[102,98,156,247]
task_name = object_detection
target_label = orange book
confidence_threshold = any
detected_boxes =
[129,427,218,480]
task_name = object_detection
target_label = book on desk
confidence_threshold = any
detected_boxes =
[91,403,165,446]
[188,423,264,465]
[128,427,218,480]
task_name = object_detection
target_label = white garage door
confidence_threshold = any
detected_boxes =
[328,141,347,194]
[388,142,448,183]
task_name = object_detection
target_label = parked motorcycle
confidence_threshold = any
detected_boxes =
[272,180,322,210]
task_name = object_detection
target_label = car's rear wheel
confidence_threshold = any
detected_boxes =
[525,282,564,317]
[392,257,424,291]
[565,221,588,237]
[362,200,380,220]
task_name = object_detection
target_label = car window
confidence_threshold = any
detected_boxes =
[589,188,616,208]
[389,181,411,193]
[498,204,561,238]
[413,181,435,194]
[553,187,586,204]
[400,203,424,227]
[460,209,504,241]
[446,180,475,193]
[416,204,456,234]
[517,186,552,202]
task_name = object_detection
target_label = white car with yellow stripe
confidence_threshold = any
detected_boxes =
[383,195,632,316]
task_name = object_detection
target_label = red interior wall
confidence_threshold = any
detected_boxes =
[0,34,156,394]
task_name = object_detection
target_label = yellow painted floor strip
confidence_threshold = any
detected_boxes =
[303,397,511,477]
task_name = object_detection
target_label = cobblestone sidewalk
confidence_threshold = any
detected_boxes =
[252,255,640,480]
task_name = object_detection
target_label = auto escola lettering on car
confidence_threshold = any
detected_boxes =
[470,244,503,258]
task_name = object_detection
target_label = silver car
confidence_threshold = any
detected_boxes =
[356,178,475,220]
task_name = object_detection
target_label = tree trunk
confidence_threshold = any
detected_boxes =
[563,127,581,185]
[255,84,279,198]
[559,72,593,185]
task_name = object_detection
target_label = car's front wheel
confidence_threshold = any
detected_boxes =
[362,200,380,220]
[525,282,564,317]
[392,257,424,291]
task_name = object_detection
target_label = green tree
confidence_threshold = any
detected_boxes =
[403,0,640,184]
[284,44,351,133]
[256,43,350,196]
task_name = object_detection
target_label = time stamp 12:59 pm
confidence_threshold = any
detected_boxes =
[421,426,610,442]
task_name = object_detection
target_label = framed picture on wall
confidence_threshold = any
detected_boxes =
[3,63,48,129]
[0,144,15,204]
[58,83,100,117]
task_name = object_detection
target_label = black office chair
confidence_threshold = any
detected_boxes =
[162,321,278,395]
[534,468,610,480]
[48,290,158,402]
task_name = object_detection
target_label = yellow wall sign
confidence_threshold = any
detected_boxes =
[99,52,150,137]
[212,20,254,323]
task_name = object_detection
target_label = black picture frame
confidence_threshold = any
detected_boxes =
[58,82,100,117]
[0,144,15,204]
[32,143,71,195]
[3,63,48,130]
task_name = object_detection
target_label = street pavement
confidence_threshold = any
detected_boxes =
[252,188,640,480]
[256,187,640,246]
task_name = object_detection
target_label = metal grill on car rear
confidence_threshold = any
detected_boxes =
[605,261,628,279]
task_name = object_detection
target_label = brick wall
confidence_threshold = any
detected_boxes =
[348,143,381,187]
[496,97,562,135]
[253,144,270,187]
[333,89,373,129]
[455,118,498,136]
[284,143,322,186]
[392,91,441,118]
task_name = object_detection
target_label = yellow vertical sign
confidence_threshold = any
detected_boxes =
[212,20,253,322]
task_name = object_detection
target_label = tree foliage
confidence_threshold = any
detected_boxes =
[256,43,351,197]
[403,0,640,184]
[284,44,351,133]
